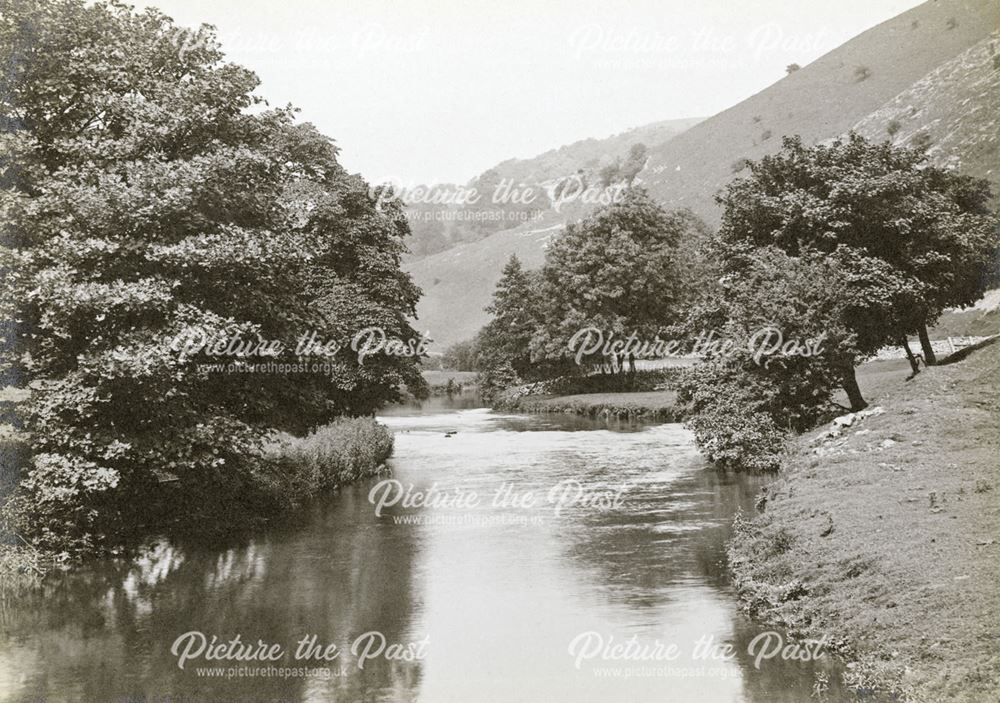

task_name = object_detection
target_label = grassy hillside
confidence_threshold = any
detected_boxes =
[409,0,1000,349]
[729,338,1000,701]
[408,222,559,347]
[403,116,701,259]
[854,30,1000,209]
[639,0,1000,224]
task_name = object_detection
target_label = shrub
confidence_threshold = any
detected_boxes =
[683,394,786,472]
[257,418,394,511]
[478,360,521,402]
[886,119,901,137]
[911,131,933,152]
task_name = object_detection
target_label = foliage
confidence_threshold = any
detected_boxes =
[677,248,855,471]
[0,0,424,549]
[531,188,699,366]
[716,133,999,347]
[680,133,999,470]
[440,337,482,372]
[258,418,393,511]
[679,362,787,473]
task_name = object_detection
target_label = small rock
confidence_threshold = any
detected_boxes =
[879,438,897,450]
[833,413,856,427]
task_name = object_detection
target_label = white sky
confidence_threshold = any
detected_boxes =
[145,0,925,185]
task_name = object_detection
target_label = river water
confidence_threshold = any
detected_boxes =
[0,395,847,702]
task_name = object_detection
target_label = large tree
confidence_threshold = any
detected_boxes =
[0,0,425,547]
[531,188,703,369]
[717,133,999,375]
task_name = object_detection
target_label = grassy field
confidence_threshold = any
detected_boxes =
[729,339,1000,701]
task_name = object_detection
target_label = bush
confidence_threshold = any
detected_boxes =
[257,418,394,510]
[886,120,901,137]
[478,361,521,402]
[683,393,786,472]
[676,353,831,473]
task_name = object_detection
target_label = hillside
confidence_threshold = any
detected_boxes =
[409,0,1000,349]
[408,222,559,347]
[854,30,1000,207]
[403,116,702,259]
[638,0,1000,222]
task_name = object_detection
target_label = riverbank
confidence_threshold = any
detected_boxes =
[0,417,394,592]
[728,339,1000,702]
[500,389,682,420]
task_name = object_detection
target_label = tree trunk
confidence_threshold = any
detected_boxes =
[900,335,920,376]
[917,323,937,366]
[841,366,867,412]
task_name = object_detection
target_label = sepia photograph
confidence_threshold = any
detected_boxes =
[1,0,999,701]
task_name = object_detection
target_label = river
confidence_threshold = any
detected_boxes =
[0,395,848,702]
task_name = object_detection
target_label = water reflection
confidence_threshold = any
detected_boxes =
[0,402,847,702]
[1,484,424,702]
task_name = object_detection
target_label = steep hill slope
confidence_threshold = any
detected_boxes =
[639,0,1000,223]
[854,30,1000,207]
[408,223,559,346]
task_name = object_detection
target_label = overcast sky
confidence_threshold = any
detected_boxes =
[146,0,924,186]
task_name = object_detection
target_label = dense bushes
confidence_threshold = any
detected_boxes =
[678,363,787,473]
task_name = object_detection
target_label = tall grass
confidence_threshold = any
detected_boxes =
[256,418,394,510]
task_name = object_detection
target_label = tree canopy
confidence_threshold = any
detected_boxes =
[0,0,425,547]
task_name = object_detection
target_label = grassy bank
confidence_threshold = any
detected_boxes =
[728,339,1000,701]
[502,390,682,421]
[494,369,683,419]
[256,417,394,511]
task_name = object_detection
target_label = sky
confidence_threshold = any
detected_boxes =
[145,0,925,186]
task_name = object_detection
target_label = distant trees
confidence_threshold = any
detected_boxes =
[785,63,801,74]
[477,255,540,397]
[474,189,705,393]
[598,143,648,187]
[441,338,481,372]
[0,0,425,547]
